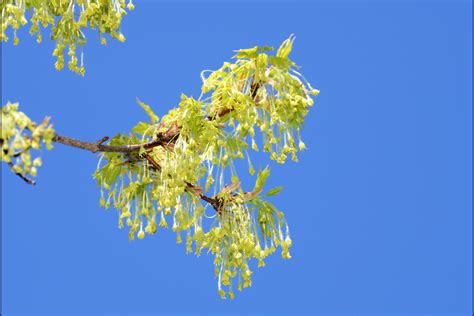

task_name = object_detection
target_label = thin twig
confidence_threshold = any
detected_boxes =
[6,162,36,185]
[51,81,261,155]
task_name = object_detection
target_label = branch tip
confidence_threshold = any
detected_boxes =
[7,162,36,185]
[96,136,109,145]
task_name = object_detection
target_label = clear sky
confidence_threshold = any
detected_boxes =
[1,0,472,315]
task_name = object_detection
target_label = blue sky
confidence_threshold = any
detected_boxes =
[1,0,472,315]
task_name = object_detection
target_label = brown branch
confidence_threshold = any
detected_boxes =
[186,182,223,215]
[52,134,169,153]
[143,153,223,213]
[6,161,36,185]
[207,81,262,121]
[52,80,262,155]
[141,152,162,172]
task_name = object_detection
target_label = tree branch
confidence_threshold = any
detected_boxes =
[49,81,262,212]
[52,133,173,153]
[6,161,36,185]
[4,80,262,210]
[1,139,36,185]
[51,81,262,155]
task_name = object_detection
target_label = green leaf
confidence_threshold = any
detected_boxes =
[104,164,121,186]
[266,186,283,196]
[233,46,273,59]
[131,121,149,135]
[254,166,271,193]
[277,34,295,58]
[269,56,295,69]
[136,98,158,123]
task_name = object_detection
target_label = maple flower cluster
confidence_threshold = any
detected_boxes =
[0,35,318,299]
[93,36,319,298]
[1,0,134,75]
[1,102,55,179]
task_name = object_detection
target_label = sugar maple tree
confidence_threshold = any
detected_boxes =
[1,1,318,299]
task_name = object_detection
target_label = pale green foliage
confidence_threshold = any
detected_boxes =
[1,0,134,75]
[94,36,319,299]
[1,102,54,178]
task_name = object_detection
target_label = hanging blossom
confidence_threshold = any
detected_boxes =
[1,0,135,75]
[1,102,55,184]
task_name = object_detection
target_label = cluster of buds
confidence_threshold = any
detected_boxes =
[1,102,55,180]
[1,0,135,75]
[202,35,319,166]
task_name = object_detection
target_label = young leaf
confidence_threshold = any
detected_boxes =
[136,98,158,123]
[266,186,283,196]
[277,34,295,58]
[254,166,271,193]
[233,46,273,59]
[269,56,296,69]
[131,121,149,136]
